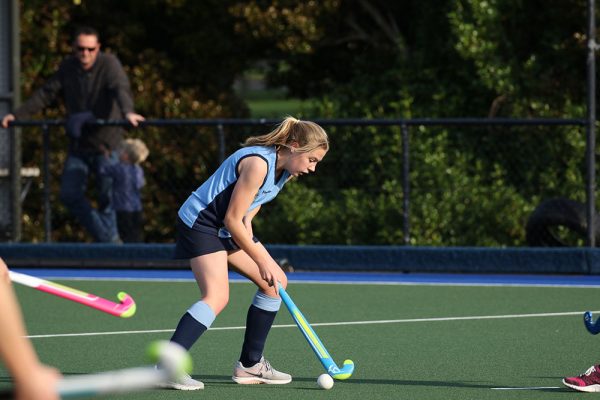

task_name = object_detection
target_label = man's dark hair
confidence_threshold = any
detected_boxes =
[72,26,99,43]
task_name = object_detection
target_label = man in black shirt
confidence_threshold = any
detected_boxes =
[1,26,145,242]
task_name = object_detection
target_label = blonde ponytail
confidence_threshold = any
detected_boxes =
[244,116,328,152]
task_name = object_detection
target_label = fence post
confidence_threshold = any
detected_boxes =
[401,123,410,245]
[217,123,225,163]
[42,124,51,242]
[0,0,21,241]
[9,124,21,241]
[586,0,597,247]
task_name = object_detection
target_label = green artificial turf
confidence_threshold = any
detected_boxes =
[1,279,599,399]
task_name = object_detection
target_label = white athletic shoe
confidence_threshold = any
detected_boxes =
[156,367,204,390]
[232,356,292,385]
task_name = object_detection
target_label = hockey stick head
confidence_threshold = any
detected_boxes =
[330,359,355,380]
[147,341,192,379]
[116,292,137,318]
[584,311,600,334]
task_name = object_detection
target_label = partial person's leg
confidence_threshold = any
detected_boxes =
[59,154,102,240]
[132,211,144,242]
[170,251,229,350]
[93,152,119,242]
[164,251,229,390]
[60,153,119,242]
[116,211,139,243]
[228,246,291,384]
[116,211,127,242]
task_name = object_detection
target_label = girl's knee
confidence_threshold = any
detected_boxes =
[204,295,229,315]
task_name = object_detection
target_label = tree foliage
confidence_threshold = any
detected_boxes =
[233,0,591,246]
[16,0,593,246]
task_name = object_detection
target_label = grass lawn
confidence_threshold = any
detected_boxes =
[239,88,319,119]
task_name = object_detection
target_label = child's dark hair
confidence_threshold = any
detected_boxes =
[243,116,328,153]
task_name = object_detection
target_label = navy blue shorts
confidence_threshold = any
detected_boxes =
[174,216,258,259]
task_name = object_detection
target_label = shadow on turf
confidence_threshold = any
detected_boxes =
[139,375,507,391]
[15,373,573,393]
[289,376,497,389]
[538,388,573,393]
[295,376,575,392]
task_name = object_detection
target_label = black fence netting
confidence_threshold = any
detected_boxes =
[11,119,592,247]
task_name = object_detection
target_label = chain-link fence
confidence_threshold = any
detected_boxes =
[6,118,592,247]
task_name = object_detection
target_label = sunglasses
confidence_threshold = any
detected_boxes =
[76,46,97,52]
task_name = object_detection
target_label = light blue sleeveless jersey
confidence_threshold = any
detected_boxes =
[178,146,290,233]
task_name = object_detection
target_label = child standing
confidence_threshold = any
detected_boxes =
[100,138,149,243]
[164,116,329,390]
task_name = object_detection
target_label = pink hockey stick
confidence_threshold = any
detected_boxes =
[9,270,136,318]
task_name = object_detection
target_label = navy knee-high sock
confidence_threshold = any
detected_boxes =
[170,301,215,351]
[239,304,277,367]
[170,312,208,351]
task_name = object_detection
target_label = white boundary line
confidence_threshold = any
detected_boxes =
[491,386,561,390]
[26,275,600,288]
[27,310,597,339]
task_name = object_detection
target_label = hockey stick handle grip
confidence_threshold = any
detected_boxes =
[0,341,191,398]
[0,367,166,399]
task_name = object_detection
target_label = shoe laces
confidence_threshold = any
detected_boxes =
[261,359,273,373]
[584,366,597,377]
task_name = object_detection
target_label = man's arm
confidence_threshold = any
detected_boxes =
[1,72,63,128]
[12,73,64,120]
[106,55,144,126]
